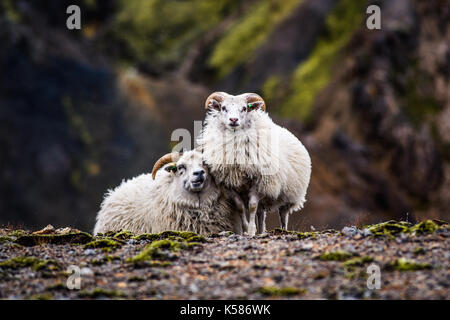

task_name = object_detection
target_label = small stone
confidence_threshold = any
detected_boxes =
[127,239,138,245]
[342,226,359,237]
[83,249,96,256]
[189,283,199,293]
[362,229,372,237]
[80,267,94,277]
[33,224,55,235]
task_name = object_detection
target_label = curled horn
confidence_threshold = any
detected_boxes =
[205,92,226,110]
[246,93,266,111]
[152,152,180,179]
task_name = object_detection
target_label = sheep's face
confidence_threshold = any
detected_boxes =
[206,92,266,131]
[165,151,210,194]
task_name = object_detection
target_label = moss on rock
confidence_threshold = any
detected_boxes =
[83,239,123,251]
[0,256,60,271]
[257,286,306,297]
[127,238,200,265]
[15,232,93,246]
[342,256,374,268]
[318,250,356,261]
[78,288,126,299]
[386,258,432,271]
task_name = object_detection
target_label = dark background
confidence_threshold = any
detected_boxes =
[0,0,448,232]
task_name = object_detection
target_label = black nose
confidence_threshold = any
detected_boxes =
[229,118,238,123]
[193,170,205,177]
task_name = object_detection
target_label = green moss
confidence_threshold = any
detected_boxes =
[257,286,306,297]
[90,255,121,266]
[279,0,366,123]
[386,258,432,272]
[366,221,411,238]
[78,288,126,299]
[209,0,302,78]
[342,256,374,267]
[7,230,27,238]
[0,256,60,271]
[262,75,283,105]
[127,238,199,264]
[112,0,237,66]
[15,232,93,246]
[132,230,202,242]
[0,0,22,23]
[410,220,439,235]
[83,239,123,251]
[29,293,53,300]
[113,230,134,240]
[296,232,318,240]
[128,276,145,282]
[0,236,13,244]
[364,220,446,238]
[318,250,356,261]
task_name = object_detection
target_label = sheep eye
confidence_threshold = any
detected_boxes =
[166,165,177,173]
[247,103,255,110]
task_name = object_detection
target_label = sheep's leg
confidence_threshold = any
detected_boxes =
[247,188,260,236]
[231,191,248,233]
[279,207,289,230]
[231,210,243,235]
[257,209,266,234]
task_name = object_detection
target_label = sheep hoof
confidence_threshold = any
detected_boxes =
[247,223,257,237]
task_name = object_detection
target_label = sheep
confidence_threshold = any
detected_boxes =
[94,150,242,236]
[197,92,311,236]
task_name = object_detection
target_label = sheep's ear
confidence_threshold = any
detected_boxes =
[246,93,266,111]
[205,92,226,111]
[208,99,221,111]
[247,101,265,111]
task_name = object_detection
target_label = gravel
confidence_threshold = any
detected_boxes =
[0,226,448,300]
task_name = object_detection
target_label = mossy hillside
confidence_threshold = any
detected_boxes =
[0,256,60,272]
[279,0,366,123]
[110,0,239,67]
[257,286,306,297]
[209,0,302,78]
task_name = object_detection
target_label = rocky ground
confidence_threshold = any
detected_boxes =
[0,220,448,300]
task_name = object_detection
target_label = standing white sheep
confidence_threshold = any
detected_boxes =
[197,92,311,236]
[94,150,241,235]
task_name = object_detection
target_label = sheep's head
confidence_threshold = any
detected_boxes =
[152,150,211,194]
[205,92,266,131]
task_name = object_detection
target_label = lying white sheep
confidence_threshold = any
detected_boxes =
[197,92,311,236]
[94,150,241,235]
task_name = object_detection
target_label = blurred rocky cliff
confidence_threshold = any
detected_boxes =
[0,0,448,231]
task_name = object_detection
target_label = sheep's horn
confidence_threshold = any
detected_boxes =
[205,92,226,110]
[245,93,266,111]
[152,152,180,179]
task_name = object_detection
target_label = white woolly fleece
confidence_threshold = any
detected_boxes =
[94,152,236,235]
[198,109,311,214]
